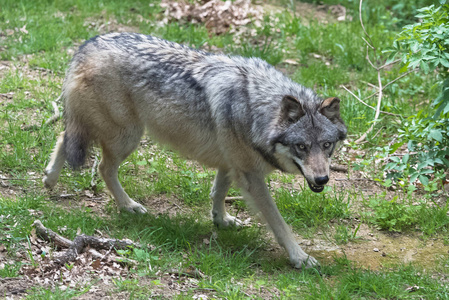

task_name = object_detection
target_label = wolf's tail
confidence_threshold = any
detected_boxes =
[63,118,90,169]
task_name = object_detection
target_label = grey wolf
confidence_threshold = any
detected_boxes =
[43,33,347,269]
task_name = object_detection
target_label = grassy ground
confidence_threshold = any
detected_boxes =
[1,0,448,299]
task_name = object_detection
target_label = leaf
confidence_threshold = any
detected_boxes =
[399,63,410,73]
[390,142,404,153]
[419,60,430,74]
[439,57,449,68]
[407,140,416,151]
[402,154,410,164]
[409,57,422,69]
[385,52,398,65]
[418,175,429,186]
[420,169,434,175]
[429,129,443,142]
[418,162,430,169]
[442,157,449,166]
[390,156,401,163]
[385,162,398,169]
[444,101,449,114]
[434,158,443,164]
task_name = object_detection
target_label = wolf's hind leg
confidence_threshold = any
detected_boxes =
[43,132,66,189]
[211,168,242,227]
[99,127,147,214]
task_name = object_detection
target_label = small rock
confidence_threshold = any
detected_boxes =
[373,248,379,252]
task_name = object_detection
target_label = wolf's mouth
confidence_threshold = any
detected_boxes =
[292,161,326,193]
[307,181,325,193]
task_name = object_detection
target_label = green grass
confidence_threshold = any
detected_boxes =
[275,184,352,230]
[26,285,91,299]
[1,0,448,298]
[363,194,449,235]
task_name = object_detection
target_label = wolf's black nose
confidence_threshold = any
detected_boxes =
[315,176,329,186]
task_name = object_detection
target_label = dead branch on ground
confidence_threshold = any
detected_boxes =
[32,220,138,266]
[90,153,100,190]
[22,96,62,131]
[330,164,349,173]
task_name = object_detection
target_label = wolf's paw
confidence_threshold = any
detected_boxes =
[213,212,242,228]
[43,172,57,189]
[121,201,148,214]
[290,254,320,270]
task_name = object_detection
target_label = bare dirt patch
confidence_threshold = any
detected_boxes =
[143,194,191,218]
[310,223,449,270]
[0,277,34,299]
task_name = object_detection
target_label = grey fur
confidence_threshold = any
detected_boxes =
[43,33,347,269]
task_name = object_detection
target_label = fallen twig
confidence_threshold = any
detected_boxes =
[330,164,349,173]
[0,177,40,181]
[45,99,61,125]
[22,96,61,131]
[33,220,73,248]
[32,220,138,265]
[335,178,374,181]
[167,266,205,279]
[225,196,244,203]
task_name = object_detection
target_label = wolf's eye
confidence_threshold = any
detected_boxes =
[323,142,332,148]
[298,144,306,150]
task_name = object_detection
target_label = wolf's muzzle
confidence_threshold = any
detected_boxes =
[314,175,329,186]
[307,181,325,193]
[306,176,328,193]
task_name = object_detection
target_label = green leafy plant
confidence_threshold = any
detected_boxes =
[392,2,449,115]
[364,194,449,234]
[382,2,449,191]
[391,3,449,72]
[334,223,361,244]
[385,115,449,190]
[364,196,419,231]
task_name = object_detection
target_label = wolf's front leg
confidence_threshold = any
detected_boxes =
[238,172,319,269]
[210,168,242,227]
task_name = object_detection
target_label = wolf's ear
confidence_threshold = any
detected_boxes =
[320,97,342,123]
[280,95,304,125]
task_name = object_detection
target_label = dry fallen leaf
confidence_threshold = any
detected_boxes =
[29,228,37,245]
[91,259,102,270]
[283,59,299,65]
[160,0,264,35]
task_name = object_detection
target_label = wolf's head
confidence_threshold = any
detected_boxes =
[271,95,347,193]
